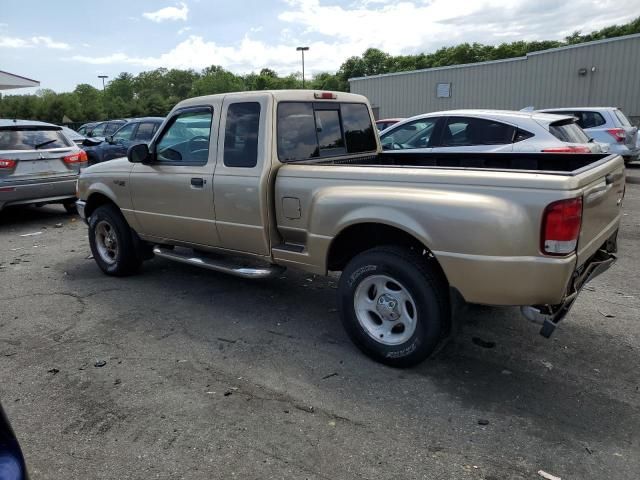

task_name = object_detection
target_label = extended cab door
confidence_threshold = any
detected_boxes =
[212,94,271,256]
[129,105,221,246]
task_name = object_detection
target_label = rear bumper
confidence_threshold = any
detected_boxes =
[0,177,76,210]
[522,231,618,337]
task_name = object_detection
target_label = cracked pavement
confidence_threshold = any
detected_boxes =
[1,174,639,479]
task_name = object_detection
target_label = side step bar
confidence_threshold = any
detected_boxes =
[152,246,286,279]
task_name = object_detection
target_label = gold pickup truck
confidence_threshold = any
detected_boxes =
[76,90,625,367]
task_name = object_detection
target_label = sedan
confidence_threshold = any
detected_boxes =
[380,110,601,154]
[0,119,87,213]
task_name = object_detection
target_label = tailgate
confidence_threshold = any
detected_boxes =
[576,156,625,265]
[5,148,79,182]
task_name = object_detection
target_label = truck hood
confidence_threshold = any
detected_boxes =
[82,157,133,175]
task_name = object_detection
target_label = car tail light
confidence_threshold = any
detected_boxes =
[314,92,337,99]
[541,197,583,255]
[63,150,88,164]
[606,128,626,143]
[0,159,17,169]
[541,146,591,153]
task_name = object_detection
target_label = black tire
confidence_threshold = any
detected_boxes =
[88,204,142,276]
[63,200,77,214]
[338,246,449,367]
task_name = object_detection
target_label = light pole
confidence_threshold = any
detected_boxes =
[296,46,309,88]
[98,75,108,91]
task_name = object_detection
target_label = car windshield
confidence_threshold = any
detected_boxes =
[0,128,72,150]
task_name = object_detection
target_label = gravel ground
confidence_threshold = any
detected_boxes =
[1,171,639,480]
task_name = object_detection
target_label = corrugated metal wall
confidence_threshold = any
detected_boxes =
[350,35,640,120]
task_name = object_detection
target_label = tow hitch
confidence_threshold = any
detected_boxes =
[521,248,617,338]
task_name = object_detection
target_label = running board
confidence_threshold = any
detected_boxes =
[152,246,286,279]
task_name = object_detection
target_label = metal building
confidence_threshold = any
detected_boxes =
[349,34,640,124]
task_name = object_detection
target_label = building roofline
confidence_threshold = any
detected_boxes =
[0,70,40,84]
[348,32,640,82]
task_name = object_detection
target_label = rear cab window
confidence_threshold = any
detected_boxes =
[549,120,590,143]
[0,127,72,150]
[277,102,376,162]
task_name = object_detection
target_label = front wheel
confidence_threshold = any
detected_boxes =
[338,246,449,367]
[88,204,142,276]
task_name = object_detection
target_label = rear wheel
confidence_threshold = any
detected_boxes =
[88,204,141,276]
[338,246,449,367]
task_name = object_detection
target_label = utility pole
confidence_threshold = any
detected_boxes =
[296,46,309,88]
[98,75,108,91]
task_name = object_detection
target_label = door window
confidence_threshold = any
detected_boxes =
[381,119,437,150]
[134,122,157,141]
[554,111,606,129]
[112,123,136,142]
[441,117,515,146]
[155,109,213,165]
[223,103,261,168]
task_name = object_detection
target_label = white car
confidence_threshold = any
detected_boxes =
[380,110,602,154]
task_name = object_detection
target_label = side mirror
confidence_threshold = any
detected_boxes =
[128,143,151,164]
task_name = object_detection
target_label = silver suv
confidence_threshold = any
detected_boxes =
[0,119,87,213]
[538,107,639,164]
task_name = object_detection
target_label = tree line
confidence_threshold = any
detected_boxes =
[1,16,637,125]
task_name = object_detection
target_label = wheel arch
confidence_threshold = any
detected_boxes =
[326,222,449,286]
[84,191,120,220]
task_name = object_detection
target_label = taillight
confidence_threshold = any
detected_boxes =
[606,128,626,143]
[0,159,17,169]
[314,92,337,99]
[541,197,583,256]
[63,150,88,164]
[541,146,591,153]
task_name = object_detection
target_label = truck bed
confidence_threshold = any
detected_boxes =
[319,152,612,175]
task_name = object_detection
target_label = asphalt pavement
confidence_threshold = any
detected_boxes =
[1,171,639,479]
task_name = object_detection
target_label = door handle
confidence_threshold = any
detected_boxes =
[191,177,205,188]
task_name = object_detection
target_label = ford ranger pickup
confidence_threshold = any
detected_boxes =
[75,90,625,367]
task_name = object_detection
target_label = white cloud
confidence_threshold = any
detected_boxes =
[69,0,640,76]
[31,36,70,50]
[177,26,192,35]
[0,35,70,49]
[143,2,189,22]
[0,35,30,48]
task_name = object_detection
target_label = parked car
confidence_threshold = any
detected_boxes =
[380,110,602,154]
[84,119,127,139]
[84,117,164,165]
[0,402,28,480]
[0,119,87,213]
[376,118,404,131]
[60,126,87,146]
[76,122,97,137]
[537,107,639,164]
[76,91,623,367]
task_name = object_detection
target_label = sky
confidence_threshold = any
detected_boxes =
[1,0,639,95]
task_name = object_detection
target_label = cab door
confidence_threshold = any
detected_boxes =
[212,94,271,256]
[129,104,221,246]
